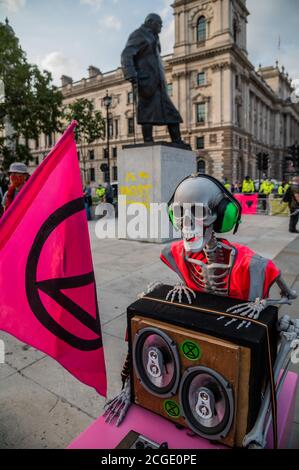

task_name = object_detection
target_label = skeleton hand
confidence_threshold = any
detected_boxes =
[166,283,196,304]
[103,379,131,426]
[138,281,163,299]
[226,298,267,319]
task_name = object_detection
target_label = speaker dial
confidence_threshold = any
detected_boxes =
[133,327,180,397]
[179,366,234,440]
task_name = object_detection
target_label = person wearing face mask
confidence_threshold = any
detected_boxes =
[2,162,29,212]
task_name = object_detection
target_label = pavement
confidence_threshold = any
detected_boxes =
[0,214,298,449]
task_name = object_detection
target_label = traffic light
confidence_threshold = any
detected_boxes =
[257,153,269,171]
[100,163,108,172]
[257,153,263,171]
[262,153,269,171]
[287,144,299,170]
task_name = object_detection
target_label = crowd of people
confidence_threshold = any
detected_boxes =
[222,176,289,196]
[222,175,298,233]
[83,181,115,221]
[0,162,298,234]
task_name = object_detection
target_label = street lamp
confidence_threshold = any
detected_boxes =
[103,90,112,184]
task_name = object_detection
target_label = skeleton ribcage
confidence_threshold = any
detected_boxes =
[187,242,234,296]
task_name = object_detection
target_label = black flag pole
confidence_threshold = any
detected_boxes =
[132,82,137,145]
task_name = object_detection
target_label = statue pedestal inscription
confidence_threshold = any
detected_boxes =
[117,143,196,243]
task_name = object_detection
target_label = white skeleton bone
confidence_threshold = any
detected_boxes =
[227,277,297,320]
[166,232,236,303]
[243,315,299,448]
[103,378,131,427]
[138,281,164,299]
[166,283,196,304]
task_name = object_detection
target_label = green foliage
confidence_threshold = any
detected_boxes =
[0,20,64,169]
[63,98,105,145]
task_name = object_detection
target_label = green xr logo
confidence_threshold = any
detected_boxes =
[181,340,201,361]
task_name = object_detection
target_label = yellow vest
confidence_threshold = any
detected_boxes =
[242,179,254,193]
[260,181,274,196]
[278,184,289,196]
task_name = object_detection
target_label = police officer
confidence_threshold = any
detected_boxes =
[283,176,299,233]
[278,181,290,196]
[259,178,274,212]
[242,176,255,193]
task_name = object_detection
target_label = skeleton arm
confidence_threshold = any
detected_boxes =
[243,316,299,448]
[227,274,297,319]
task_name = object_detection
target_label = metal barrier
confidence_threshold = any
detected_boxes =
[234,194,289,217]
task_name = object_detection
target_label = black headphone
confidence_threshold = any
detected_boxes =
[168,174,242,234]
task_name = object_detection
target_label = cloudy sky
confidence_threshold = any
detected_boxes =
[0,0,298,92]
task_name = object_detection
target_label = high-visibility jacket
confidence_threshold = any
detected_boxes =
[259,180,274,196]
[161,239,280,302]
[224,183,231,192]
[242,179,255,193]
[278,184,289,196]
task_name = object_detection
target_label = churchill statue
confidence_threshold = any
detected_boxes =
[121,13,185,146]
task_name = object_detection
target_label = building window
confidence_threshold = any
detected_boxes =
[46,133,53,148]
[235,74,239,90]
[35,138,39,150]
[197,159,206,174]
[196,103,206,124]
[196,136,205,149]
[236,104,242,127]
[77,151,80,161]
[233,18,238,43]
[108,118,113,138]
[128,91,133,104]
[112,147,117,158]
[89,168,95,182]
[113,165,118,182]
[197,72,205,86]
[167,83,173,96]
[103,148,108,159]
[197,16,206,42]
[35,156,39,165]
[209,134,217,144]
[88,149,95,160]
[115,119,119,138]
[128,117,134,135]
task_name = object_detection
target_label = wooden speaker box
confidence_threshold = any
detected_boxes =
[127,285,278,448]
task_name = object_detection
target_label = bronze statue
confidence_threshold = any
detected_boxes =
[121,13,185,145]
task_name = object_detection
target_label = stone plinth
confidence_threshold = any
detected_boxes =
[117,143,196,243]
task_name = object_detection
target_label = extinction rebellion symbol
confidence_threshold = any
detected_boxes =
[163,400,180,419]
[181,340,201,361]
[25,198,102,352]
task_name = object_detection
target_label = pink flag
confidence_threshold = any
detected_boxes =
[234,193,258,215]
[0,122,107,397]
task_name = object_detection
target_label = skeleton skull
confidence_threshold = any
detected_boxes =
[172,175,224,253]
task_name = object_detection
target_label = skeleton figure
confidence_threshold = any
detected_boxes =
[160,174,297,323]
[104,174,298,446]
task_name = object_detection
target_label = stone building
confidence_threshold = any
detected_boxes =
[28,0,299,184]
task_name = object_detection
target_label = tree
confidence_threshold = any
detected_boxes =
[0,19,64,169]
[63,98,105,183]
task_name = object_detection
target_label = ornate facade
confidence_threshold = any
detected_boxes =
[29,0,299,183]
